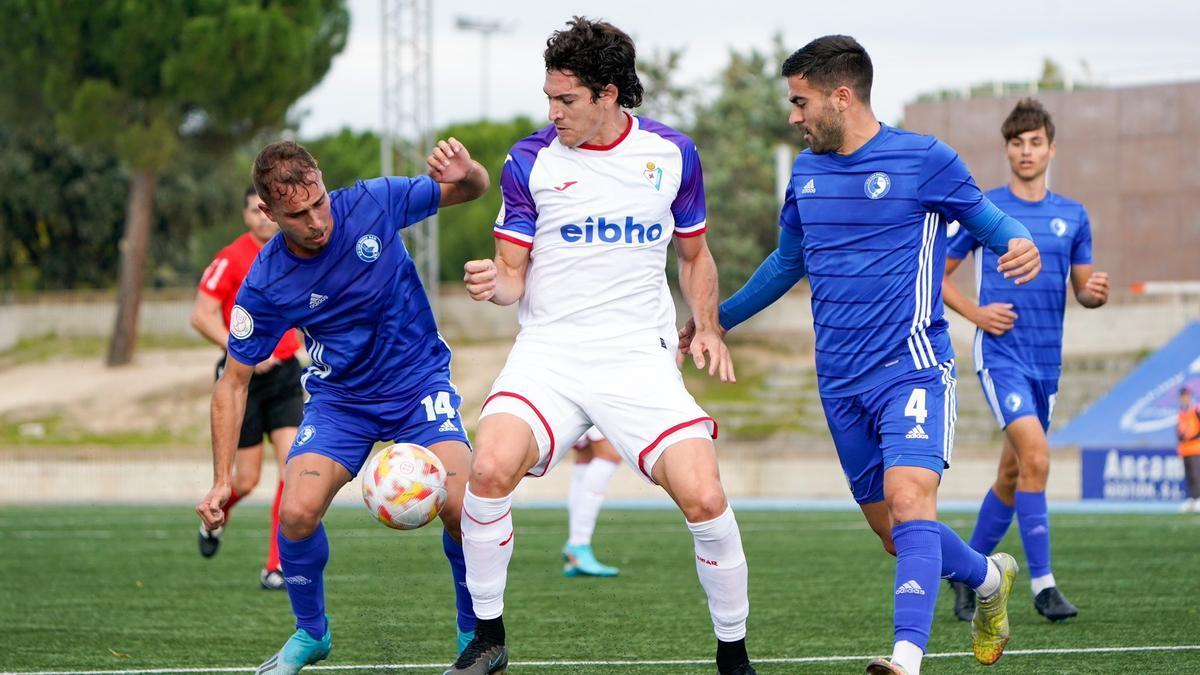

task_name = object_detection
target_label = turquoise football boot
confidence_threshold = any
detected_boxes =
[256,616,332,674]
[562,544,619,577]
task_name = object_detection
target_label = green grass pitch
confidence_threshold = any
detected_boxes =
[1,506,1197,674]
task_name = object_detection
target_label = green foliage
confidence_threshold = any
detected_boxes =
[435,117,540,280]
[686,39,801,289]
[0,124,248,292]
[302,128,382,191]
[0,126,126,290]
[0,0,350,292]
[1,0,350,170]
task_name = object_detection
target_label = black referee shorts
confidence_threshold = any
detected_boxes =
[215,357,305,450]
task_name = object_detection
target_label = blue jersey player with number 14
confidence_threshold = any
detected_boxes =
[680,36,1042,675]
[196,139,489,674]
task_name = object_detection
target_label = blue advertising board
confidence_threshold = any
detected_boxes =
[1081,448,1188,501]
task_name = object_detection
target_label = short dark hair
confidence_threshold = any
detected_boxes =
[243,185,259,208]
[1002,98,1055,142]
[781,35,873,104]
[252,141,321,206]
[543,16,643,108]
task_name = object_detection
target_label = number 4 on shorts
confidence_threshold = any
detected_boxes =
[420,391,457,421]
[904,388,928,424]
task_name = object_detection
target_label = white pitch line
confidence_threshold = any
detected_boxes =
[5,644,1200,674]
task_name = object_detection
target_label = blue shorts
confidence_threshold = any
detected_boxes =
[288,374,470,476]
[978,367,1058,431]
[821,361,958,504]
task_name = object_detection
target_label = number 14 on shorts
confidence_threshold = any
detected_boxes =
[420,391,457,421]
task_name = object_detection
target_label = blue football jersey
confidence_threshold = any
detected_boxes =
[227,176,448,401]
[781,124,987,397]
[947,186,1093,380]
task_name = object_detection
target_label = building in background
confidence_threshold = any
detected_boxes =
[904,81,1200,289]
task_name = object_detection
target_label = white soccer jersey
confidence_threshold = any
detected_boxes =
[493,113,707,348]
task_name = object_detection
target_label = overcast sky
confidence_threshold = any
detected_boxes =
[292,0,1200,137]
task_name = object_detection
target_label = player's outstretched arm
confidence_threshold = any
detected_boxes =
[427,137,489,207]
[197,358,253,530]
[675,233,735,383]
[678,227,806,360]
[464,239,529,306]
[1070,264,1109,308]
[942,257,1016,337]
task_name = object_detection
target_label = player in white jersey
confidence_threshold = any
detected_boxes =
[564,427,620,577]
[447,17,755,675]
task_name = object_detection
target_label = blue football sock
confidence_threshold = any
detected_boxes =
[967,488,1014,555]
[278,522,330,640]
[442,529,477,633]
[1015,490,1052,579]
[892,520,942,651]
[937,522,989,588]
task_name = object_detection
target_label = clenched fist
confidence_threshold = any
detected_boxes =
[464,259,497,302]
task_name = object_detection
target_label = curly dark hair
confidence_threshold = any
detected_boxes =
[781,35,873,104]
[543,16,643,108]
[1001,97,1055,143]
[252,141,321,207]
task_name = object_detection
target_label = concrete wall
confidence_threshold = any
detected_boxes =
[904,81,1200,288]
[2,290,1196,356]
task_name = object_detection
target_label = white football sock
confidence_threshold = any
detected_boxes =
[891,640,923,674]
[567,458,618,547]
[975,557,1001,600]
[687,506,749,642]
[1031,573,1057,596]
[461,487,514,620]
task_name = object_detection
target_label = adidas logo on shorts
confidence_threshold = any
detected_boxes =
[895,580,926,595]
[438,419,459,433]
[905,424,929,440]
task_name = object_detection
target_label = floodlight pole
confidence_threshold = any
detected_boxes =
[456,16,510,120]
[381,0,438,314]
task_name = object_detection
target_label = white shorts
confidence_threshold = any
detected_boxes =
[480,338,716,483]
[572,426,606,450]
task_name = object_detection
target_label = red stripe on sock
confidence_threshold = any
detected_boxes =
[223,486,243,519]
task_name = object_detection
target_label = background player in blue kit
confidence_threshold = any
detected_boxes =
[196,139,489,674]
[681,36,1041,675]
[943,98,1109,624]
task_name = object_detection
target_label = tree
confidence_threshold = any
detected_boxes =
[302,127,382,192]
[433,117,540,281]
[0,1,349,365]
[688,40,799,288]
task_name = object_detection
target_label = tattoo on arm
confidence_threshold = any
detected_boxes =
[300,469,321,478]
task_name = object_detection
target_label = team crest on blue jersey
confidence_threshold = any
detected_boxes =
[643,162,663,190]
[229,305,254,340]
[1050,218,1068,237]
[296,424,316,446]
[865,172,891,199]
[1005,393,1023,412]
[356,234,382,262]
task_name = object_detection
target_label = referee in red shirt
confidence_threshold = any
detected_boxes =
[190,186,304,590]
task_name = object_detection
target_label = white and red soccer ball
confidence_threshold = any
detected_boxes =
[361,443,447,530]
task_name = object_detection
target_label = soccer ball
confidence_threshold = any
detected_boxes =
[361,443,448,530]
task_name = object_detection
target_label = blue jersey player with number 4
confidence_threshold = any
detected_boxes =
[680,36,1042,675]
[196,139,489,674]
